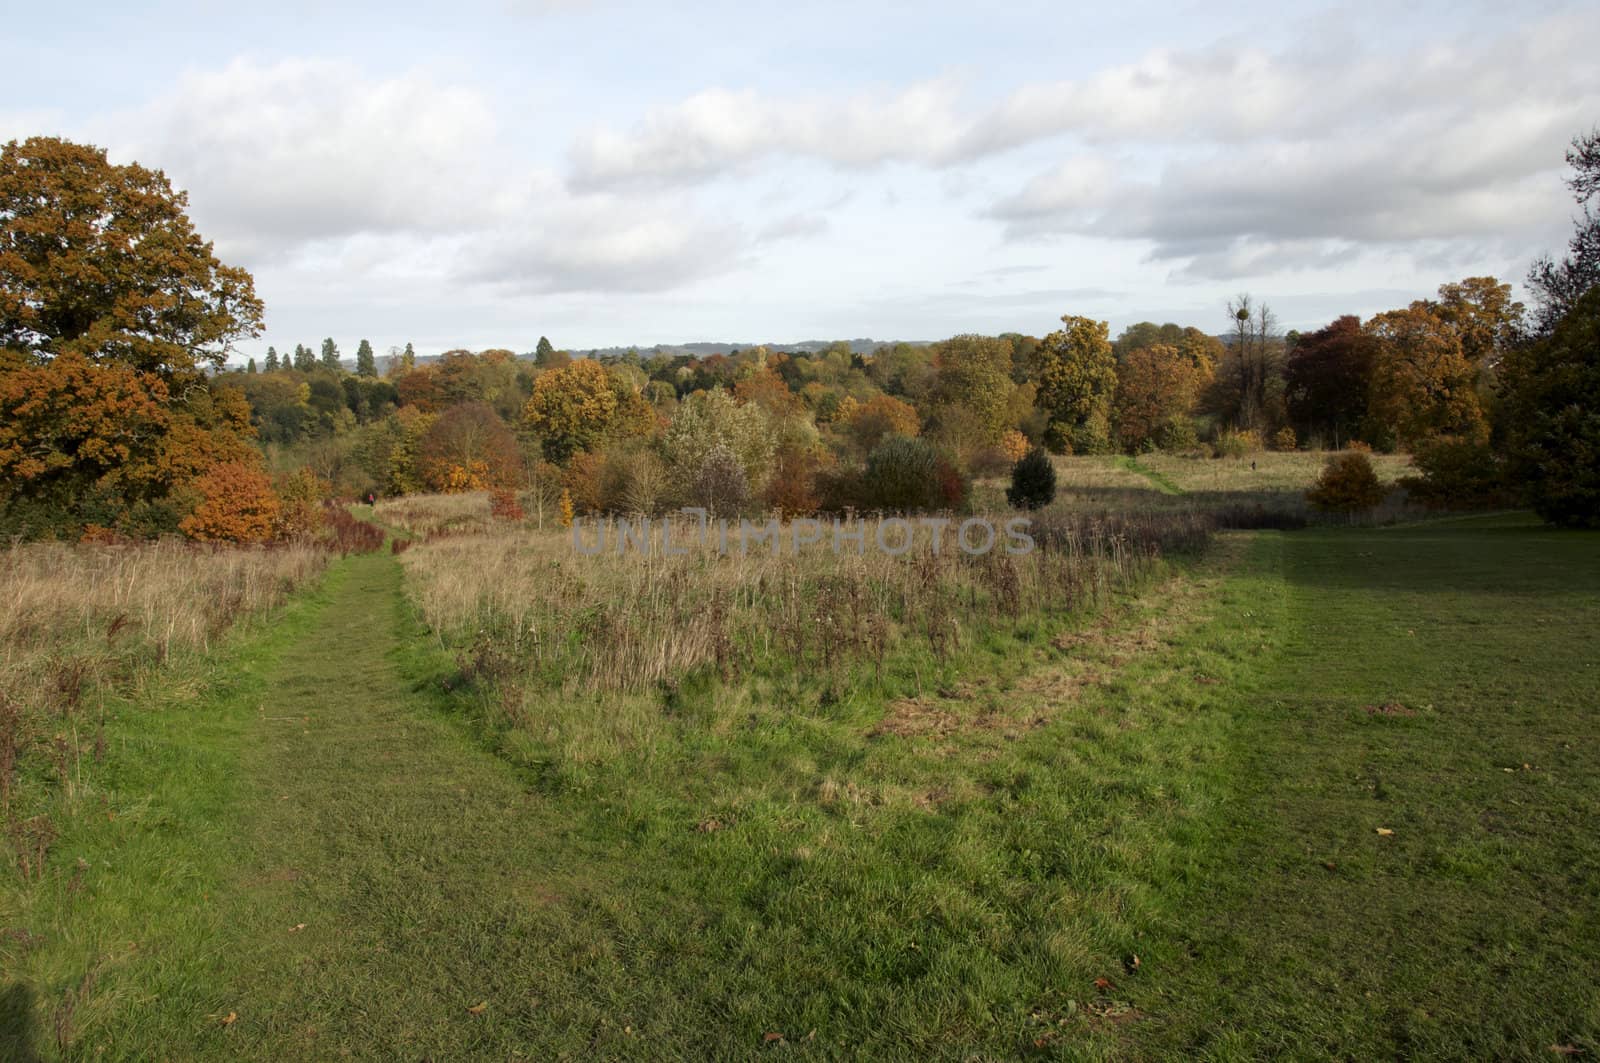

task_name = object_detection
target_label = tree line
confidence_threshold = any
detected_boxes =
[2,129,1598,539]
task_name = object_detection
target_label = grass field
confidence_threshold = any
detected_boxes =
[3,469,1597,1059]
[982,450,1420,521]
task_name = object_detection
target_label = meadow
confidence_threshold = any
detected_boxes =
[3,450,1598,1061]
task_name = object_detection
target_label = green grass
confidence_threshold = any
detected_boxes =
[4,515,1598,1059]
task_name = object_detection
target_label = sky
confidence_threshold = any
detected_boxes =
[4,0,1598,362]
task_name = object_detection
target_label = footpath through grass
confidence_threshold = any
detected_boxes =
[3,516,1598,1059]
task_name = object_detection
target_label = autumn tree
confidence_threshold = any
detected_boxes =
[0,137,264,536]
[846,392,920,452]
[178,461,280,543]
[1431,277,1524,368]
[1034,315,1117,453]
[1113,344,1204,451]
[0,137,262,380]
[1364,306,1486,448]
[1284,316,1376,447]
[355,338,376,377]
[418,402,522,492]
[521,358,619,463]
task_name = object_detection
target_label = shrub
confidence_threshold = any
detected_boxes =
[1006,447,1057,511]
[967,445,1013,480]
[765,441,823,518]
[862,436,942,512]
[935,457,969,511]
[690,444,751,517]
[1400,436,1509,510]
[179,463,280,543]
[1271,426,1299,451]
[276,467,327,539]
[562,451,606,514]
[1154,417,1199,453]
[600,444,669,514]
[323,505,385,554]
[1214,429,1262,459]
[1306,452,1388,515]
[489,488,524,521]
[999,429,1030,463]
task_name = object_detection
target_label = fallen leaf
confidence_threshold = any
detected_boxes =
[220,1012,237,1027]
[1130,954,1141,970]
[763,1031,784,1044]
[1375,828,1394,836]
[1323,861,1338,871]
[467,1001,488,1016]
[1549,1046,1582,1056]
[1093,977,1113,991]
[288,923,306,933]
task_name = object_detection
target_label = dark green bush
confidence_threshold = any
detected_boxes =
[1006,447,1057,511]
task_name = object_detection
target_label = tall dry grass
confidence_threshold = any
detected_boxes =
[374,492,496,538]
[1,539,329,874]
[399,506,1213,700]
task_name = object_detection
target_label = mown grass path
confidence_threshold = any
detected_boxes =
[7,517,1599,1060]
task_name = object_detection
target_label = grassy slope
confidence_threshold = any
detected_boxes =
[1127,515,1600,1059]
[4,516,1597,1060]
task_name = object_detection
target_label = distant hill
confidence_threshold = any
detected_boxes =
[372,338,926,373]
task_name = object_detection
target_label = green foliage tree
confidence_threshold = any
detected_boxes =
[661,386,774,498]
[535,336,557,366]
[1498,285,1600,527]
[1006,447,1056,510]
[246,358,257,374]
[930,334,1014,443]
[1034,315,1117,453]
[1528,127,1600,335]
[355,338,376,377]
[862,435,941,513]
[320,337,341,373]
[293,344,316,372]
[264,346,280,372]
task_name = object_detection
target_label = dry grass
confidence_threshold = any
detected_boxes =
[1,539,329,866]
[1133,450,1414,493]
[373,492,496,538]
[396,498,1213,706]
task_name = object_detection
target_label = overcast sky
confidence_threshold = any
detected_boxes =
[4,0,1597,360]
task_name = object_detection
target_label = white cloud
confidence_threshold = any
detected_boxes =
[569,79,971,189]
[104,58,501,259]
[466,195,746,293]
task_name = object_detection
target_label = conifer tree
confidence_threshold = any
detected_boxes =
[320,337,341,372]
[264,346,279,372]
[356,338,376,377]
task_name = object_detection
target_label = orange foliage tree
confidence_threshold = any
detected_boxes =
[1,137,264,537]
[1113,344,1205,451]
[179,462,281,543]
[417,403,522,492]
[847,392,921,451]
